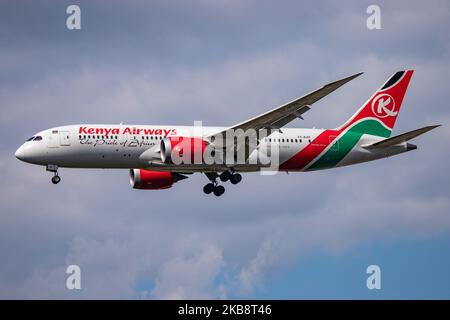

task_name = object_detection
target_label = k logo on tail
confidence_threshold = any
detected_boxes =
[372,93,397,118]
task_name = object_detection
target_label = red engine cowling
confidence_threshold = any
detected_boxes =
[129,169,187,190]
[160,137,207,164]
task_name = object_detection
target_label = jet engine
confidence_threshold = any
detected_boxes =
[160,137,207,164]
[129,169,187,190]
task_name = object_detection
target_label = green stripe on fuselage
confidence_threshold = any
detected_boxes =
[306,120,391,171]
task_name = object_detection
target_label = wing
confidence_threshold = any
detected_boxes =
[209,72,363,139]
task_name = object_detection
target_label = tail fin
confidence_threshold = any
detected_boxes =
[339,70,414,138]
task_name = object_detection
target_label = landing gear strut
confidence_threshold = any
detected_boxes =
[203,173,225,196]
[47,164,61,185]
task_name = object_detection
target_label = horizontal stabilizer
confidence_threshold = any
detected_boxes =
[362,125,440,149]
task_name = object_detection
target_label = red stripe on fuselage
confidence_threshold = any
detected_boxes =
[280,129,339,171]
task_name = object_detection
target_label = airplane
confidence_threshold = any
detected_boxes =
[15,70,439,196]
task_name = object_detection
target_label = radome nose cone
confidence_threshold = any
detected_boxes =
[15,146,25,161]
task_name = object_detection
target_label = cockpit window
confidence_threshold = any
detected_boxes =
[26,136,35,141]
[33,136,43,141]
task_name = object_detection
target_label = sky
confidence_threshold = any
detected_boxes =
[0,0,450,299]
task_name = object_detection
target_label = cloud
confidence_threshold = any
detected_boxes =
[151,244,225,299]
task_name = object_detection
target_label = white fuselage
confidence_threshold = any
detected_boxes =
[15,124,412,173]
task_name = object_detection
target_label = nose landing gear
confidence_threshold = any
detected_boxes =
[51,175,61,184]
[46,164,61,185]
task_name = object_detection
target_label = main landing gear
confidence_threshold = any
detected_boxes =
[203,182,225,197]
[47,164,61,185]
[203,170,242,196]
[219,171,242,184]
[203,173,225,196]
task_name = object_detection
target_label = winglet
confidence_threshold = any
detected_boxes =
[321,72,363,91]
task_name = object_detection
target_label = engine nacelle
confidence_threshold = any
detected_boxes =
[160,137,207,164]
[129,169,187,190]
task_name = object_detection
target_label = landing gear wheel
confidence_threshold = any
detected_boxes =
[219,171,232,182]
[213,185,225,196]
[203,183,215,194]
[51,175,61,184]
[47,165,60,185]
[230,173,242,184]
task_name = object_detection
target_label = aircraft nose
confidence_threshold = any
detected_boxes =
[15,145,26,161]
